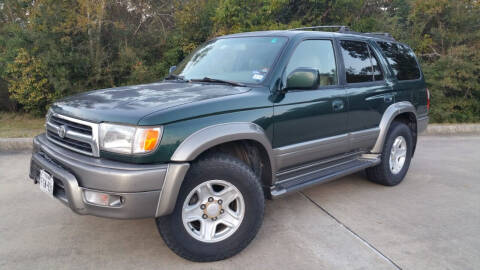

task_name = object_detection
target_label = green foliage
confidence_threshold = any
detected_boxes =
[0,0,175,114]
[0,0,479,122]
[6,48,54,115]
[423,44,480,123]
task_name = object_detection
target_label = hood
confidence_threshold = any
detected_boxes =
[51,81,251,124]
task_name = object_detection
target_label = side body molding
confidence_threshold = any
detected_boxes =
[371,101,417,153]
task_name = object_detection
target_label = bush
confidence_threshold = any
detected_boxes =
[6,49,55,115]
[423,44,480,123]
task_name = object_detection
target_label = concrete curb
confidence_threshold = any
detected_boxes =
[1,124,480,152]
[0,138,33,152]
[423,124,480,136]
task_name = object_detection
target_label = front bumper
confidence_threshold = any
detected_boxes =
[29,134,186,219]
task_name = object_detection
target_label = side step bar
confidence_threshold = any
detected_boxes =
[270,157,380,198]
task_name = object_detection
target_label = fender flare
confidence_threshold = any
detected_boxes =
[171,122,275,172]
[156,122,275,217]
[371,101,417,153]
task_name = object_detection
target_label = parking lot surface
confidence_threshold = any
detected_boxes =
[1,136,479,269]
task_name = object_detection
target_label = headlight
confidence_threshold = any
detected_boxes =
[99,123,162,154]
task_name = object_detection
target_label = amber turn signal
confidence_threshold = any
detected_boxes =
[133,127,162,154]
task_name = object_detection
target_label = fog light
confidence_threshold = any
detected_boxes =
[84,190,122,207]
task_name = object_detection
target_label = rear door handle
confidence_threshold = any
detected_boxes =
[332,100,345,112]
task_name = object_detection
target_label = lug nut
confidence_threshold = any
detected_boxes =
[202,214,208,219]
[200,204,206,209]
[218,199,223,205]
[211,217,217,221]
[220,209,224,214]
[208,197,214,202]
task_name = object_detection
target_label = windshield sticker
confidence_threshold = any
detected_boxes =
[252,69,267,81]
[271,38,278,43]
[252,73,264,81]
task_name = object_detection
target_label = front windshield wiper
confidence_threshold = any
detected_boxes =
[164,74,189,82]
[190,77,246,87]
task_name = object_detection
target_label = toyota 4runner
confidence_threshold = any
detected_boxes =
[29,26,429,262]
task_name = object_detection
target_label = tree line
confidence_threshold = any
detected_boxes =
[0,0,479,122]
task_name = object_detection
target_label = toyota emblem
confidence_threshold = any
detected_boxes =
[58,125,67,138]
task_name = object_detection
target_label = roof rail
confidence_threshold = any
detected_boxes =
[288,25,396,41]
[343,30,396,41]
[363,32,396,41]
[289,25,351,32]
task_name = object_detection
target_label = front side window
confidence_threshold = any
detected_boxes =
[340,40,384,83]
[173,37,288,84]
[285,40,338,87]
[377,41,420,81]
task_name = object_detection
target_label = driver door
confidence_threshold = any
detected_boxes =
[273,39,349,170]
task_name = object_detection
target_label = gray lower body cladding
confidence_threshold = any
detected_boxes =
[417,116,429,134]
[29,134,168,219]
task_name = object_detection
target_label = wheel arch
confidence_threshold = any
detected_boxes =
[371,101,417,154]
[196,139,274,198]
[171,123,274,166]
[156,123,275,217]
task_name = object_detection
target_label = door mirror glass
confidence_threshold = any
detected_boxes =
[286,68,319,90]
[169,66,177,74]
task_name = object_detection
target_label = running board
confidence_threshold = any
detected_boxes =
[270,157,380,198]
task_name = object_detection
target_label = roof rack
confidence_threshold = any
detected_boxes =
[288,25,395,41]
[289,25,351,32]
[362,32,396,41]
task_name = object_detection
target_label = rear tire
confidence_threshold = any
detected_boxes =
[156,153,265,262]
[366,121,413,186]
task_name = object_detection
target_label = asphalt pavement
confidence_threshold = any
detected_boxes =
[1,136,479,270]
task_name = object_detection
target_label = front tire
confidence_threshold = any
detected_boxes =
[156,153,265,262]
[366,121,413,186]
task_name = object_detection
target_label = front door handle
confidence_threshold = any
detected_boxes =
[384,94,394,103]
[332,99,345,112]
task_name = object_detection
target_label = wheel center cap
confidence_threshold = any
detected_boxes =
[206,203,220,217]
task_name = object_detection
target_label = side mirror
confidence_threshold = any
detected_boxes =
[285,68,319,90]
[169,66,177,74]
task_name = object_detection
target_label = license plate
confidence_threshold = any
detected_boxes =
[39,170,54,196]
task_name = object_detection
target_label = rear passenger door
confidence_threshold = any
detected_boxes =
[338,39,393,150]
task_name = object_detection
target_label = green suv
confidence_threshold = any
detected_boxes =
[29,26,429,261]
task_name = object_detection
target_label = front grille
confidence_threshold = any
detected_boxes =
[45,112,99,157]
[50,115,92,135]
[47,129,93,152]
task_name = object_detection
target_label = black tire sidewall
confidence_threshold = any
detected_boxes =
[381,122,413,185]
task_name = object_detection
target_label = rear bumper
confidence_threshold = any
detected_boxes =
[29,134,185,219]
[417,116,429,134]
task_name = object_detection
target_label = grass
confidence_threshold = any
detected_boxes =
[0,112,45,138]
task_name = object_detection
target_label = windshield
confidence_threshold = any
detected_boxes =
[173,36,288,84]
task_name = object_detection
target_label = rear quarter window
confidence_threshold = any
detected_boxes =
[377,41,421,81]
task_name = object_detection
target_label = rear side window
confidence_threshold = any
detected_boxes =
[377,42,420,81]
[340,40,383,83]
[286,40,338,87]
